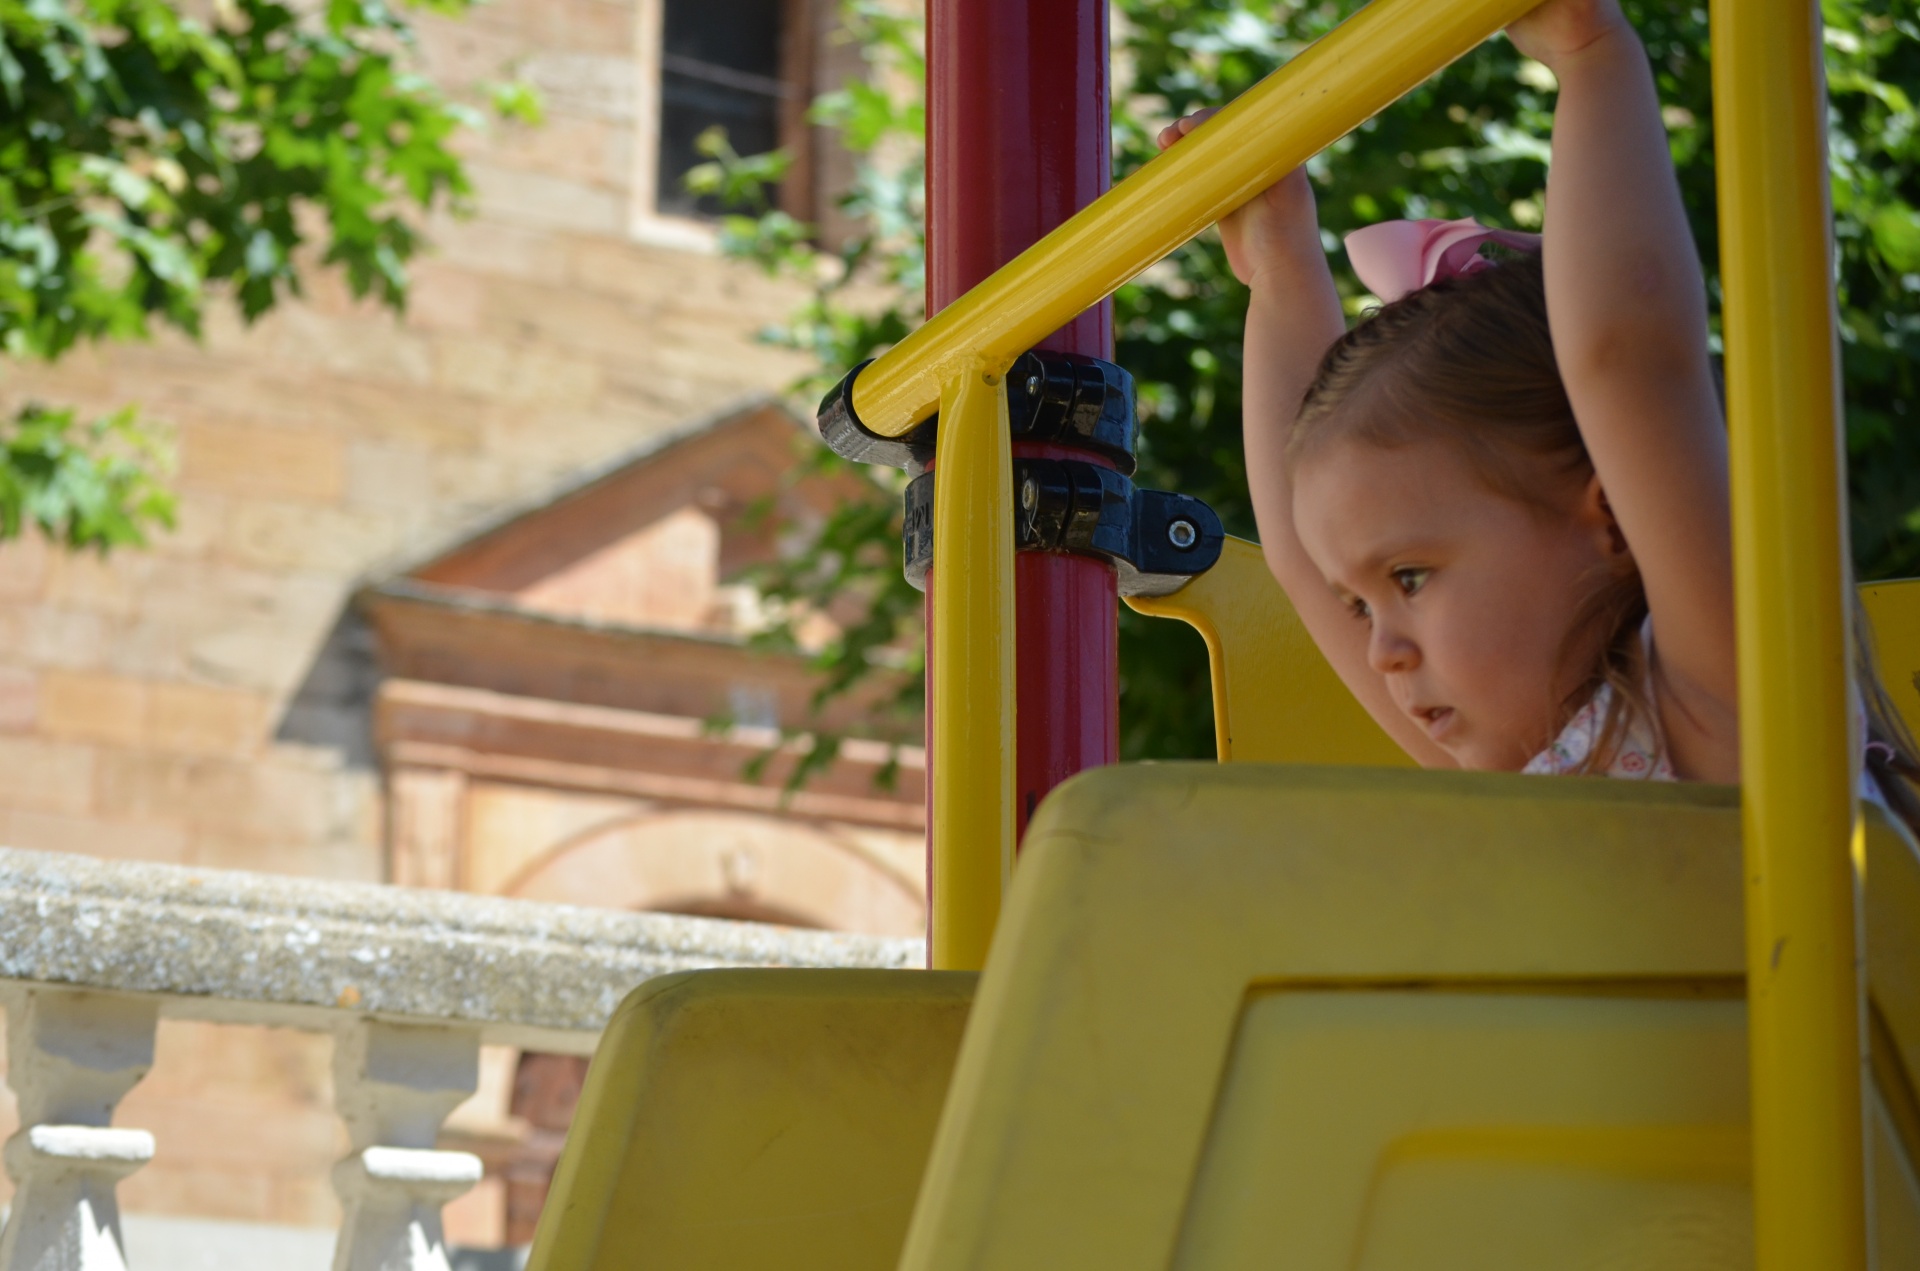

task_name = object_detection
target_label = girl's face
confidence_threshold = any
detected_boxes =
[1292,434,1626,770]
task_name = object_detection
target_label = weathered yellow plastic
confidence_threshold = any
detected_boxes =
[1864,579,1920,743]
[1127,536,1410,766]
[525,772,1920,1271]
[896,765,1920,1271]
[524,968,975,1271]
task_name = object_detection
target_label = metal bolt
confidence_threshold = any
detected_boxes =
[1021,477,1038,511]
[1167,518,1198,550]
[1026,373,1042,397]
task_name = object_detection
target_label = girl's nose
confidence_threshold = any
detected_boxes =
[1368,622,1420,675]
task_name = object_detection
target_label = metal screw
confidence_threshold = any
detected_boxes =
[1021,477,1038,511]
[1025,373,1042,397]
[1167,518,1198,550]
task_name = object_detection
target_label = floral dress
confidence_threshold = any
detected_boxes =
[1522,619,1890,811]
[1521,679,1675,781]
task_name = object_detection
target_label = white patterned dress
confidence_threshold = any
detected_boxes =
[1521,679,1674,780]
[1522,625,1891,810]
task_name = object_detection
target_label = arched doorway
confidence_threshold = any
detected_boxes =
[503,807,924,937]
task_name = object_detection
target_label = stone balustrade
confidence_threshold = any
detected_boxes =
[0,847,921,1271]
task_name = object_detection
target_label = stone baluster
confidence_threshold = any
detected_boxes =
[331,1021,482,1271]
[0,989,159,1271]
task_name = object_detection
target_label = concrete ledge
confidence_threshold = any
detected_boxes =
[0,847,922,1052]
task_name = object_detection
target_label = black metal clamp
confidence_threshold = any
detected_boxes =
[819,350,1224,596]
[901,459,1224,598]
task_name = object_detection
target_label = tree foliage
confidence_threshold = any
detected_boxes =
[0,401,173,548]
[712,0,1920,765]
[0,0,526,548]
[689,0,929,777]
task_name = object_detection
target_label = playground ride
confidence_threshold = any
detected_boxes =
[525,1,1920,1268]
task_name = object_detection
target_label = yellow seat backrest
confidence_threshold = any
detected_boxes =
[1135,537,1920,764]
[1126,537,1411,766]
[526,968,975,1271]
[896,764,1920,1271]
[1863,578,1920,743]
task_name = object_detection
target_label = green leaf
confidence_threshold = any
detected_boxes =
[0,0,492,361]
[0,0,500,561]
[485,77,544,126]
[1872,203,1920,273]
[0,402,176,550]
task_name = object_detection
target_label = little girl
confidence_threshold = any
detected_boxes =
[1160,0,1918,809]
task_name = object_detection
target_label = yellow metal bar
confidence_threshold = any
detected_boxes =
[1713,0,1867,1267]
[850,0,1537,438]
[929,366,1016,971]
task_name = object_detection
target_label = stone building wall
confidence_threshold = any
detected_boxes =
[0,0,824,883]
[0,0,897,1247]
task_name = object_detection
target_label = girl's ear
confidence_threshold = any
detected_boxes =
[1581,472,1632,562]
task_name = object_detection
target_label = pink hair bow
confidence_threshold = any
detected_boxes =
[1344,217,1542,304]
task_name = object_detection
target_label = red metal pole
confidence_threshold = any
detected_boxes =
[925,0,1117,862]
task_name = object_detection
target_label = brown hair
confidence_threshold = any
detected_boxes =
[1288,252,1649,771]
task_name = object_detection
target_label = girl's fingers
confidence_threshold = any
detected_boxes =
[1156,108,1221,151]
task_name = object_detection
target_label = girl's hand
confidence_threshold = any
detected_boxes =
[1157,109,1323,288]
[1160,114,1446,769]
[1506,0,1633,69]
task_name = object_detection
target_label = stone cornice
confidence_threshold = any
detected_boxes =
[377,678,925,829]
[0,847,923,1054]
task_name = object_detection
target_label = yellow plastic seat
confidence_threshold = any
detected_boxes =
[526,968,975,1271]
[897,764,1920,1271]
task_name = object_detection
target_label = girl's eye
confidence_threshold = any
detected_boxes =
[1392,567,1431,597]
[1348,596,1372,622]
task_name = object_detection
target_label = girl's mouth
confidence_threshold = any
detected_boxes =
[1415,706,1456,740]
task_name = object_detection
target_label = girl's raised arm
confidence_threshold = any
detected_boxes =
[1157,115,1455,767]
[1512,0,1739,780]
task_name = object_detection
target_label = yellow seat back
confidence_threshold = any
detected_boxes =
[1127,537,1411,766]
[895,764,1920,1271]
[526,968,975,1271]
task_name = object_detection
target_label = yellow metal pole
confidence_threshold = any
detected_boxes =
[850,0,1536,438]
[929,366,1017,971]
[1713,1,1867,1267]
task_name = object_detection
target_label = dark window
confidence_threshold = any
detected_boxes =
[657,0,788,219]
